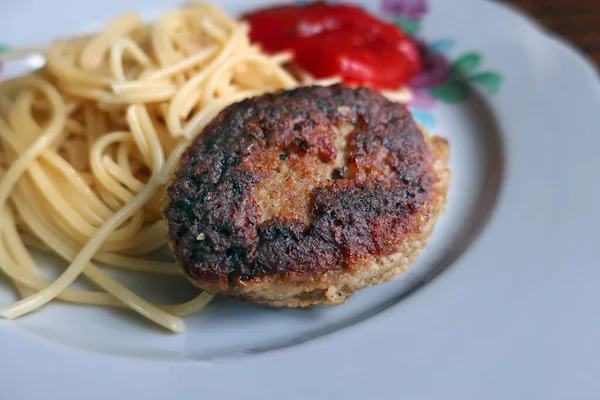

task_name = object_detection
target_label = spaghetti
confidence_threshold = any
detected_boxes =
[0,2,411,332]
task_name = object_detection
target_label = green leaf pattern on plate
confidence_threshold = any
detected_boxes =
[394,15,421,35]
[430,50,503,103]
[468,72,503,95]
[430,81,471,103]
[450,52,481,79]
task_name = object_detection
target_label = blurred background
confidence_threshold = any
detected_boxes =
[507,0,600,66]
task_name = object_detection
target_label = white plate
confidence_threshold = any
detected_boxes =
[2,0,600,398]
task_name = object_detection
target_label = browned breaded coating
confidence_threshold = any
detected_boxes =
[163,85,450,307]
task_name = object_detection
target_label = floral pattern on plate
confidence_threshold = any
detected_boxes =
[384,0,503,130]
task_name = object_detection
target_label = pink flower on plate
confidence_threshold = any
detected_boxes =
[408,52,451,109]
[410,53,451,89]
[381,0,428,20]
[410,89,436,109]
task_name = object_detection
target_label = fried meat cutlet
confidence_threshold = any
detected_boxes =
[163,85,450,307]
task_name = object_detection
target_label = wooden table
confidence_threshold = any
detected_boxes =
[506,0,600,66]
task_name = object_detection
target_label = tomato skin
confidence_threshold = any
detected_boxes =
[243,3,422,89]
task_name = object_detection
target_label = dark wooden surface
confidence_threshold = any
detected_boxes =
[506,0,600,65]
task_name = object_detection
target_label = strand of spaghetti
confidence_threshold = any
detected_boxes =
[184,2,237,31]
[59,138,88,170]
[9,90,39,145]
[15,191,171,260]
[142,46,217,81]
[0,177,186,332]
[0,174,126,306]
[1,170,173,278]
[111,80,176,94]
[182,90,260,138]
[23,158,146,245]
[0,120,21,156]
[159,140,188,183]
[108,221,166,255]
[1,94,130,235]
[134,102,163,167]
[3,205,178,310]
[162,292,214,317]
[2,182,183,315]
[8,149,146,244]
[90,131,137,202]
[96,185,124,212]
[109,38,152,82]
[0,209,123,307]
[38,158,144,240]
[269,52,294,65]
[17,232,51,251]
[103,88,177,104]
[65,118,85,135]
[46,43,110,87]
[152,10,186,66]
[41,151,113,221]
[0,77,66,220]
[58,83,111,101]
[1,206,43,278]
[199,18,229,43]
[1,236,37,299]
[116,140,134,169]
[3,195,178,314]
[93,252,179,274]
[36,161,112,228]
[0,102,169,322]
[103,156,144,192]
[126,106,152,165]
[0,242,123,307]
[18,173,149,254]
[0,174,38,299]
[202,53,298,106]
[7,182,188,325]
[214,68,235,97]
[167,24,248,135]
[80,11,144,70]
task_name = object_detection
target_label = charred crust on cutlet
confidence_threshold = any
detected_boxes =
[164,85,435,285]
